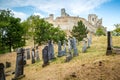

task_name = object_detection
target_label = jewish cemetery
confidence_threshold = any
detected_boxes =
[0,1,120,80]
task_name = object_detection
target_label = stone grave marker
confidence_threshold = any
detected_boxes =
[26,48,30,59]
[12,48,25,80]
[73,37,78,56]
[31,48,35,64]
[106,31,112,55]
[57,41,63,57]
[6,61,11,68]
[82,39,87,53]
[36,46,40,61]
[63,40,67,55]
[42,46,49,67]
[48,40,55,60]
[0,63,6,80]
[65,52,72,62]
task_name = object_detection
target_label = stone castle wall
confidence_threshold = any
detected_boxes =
[44,8,105,33]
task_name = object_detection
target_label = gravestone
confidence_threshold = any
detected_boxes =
[73,37,78,56]
[89,32,92,44]
[82,40,87,53]
[26,48,30,59]
[68,38,72,52]
[12,48,25,80]
[48,40,55,60]
[65,52,72,62]
[63,40,67,55]
[0,63,6,80]
[31,48,35,64]
[106,31,112,55]
[42,46,49,67]
[6,61,11,68]
[87,38,90,48]
[36,46,40,61]
[23,48,26,65]
[57,41,63,57]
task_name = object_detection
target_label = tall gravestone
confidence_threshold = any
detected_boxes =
[87,38,90,48]
[63,40,67,55]
[36,46,40,61]
[12,48,25,80]
[42,46,49,67]
[23,48,26,65]
[106,31,112,55]
[82,40,87,53]
[48,40,55,60]
[73,37,78,56]
[31,48,35,64]
[68,38,71,52]
[26,48,30,59]
[57,41,62,57]
[0,63,6,80]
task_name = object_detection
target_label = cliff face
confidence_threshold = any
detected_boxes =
[45,8,104,34]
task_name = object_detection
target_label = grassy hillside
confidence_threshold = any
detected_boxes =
[0,36,120,80]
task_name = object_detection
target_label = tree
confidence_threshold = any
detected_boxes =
[22,15,66,45]
[96,27,106,36]
[112,24,120,36]
[0,9,25,53]
[71,21,88,41]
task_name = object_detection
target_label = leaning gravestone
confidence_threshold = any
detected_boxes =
[65,52,72,62]
[36,46,40,61]
[87,37,90,48]
[26,48,30,59]
[0,63,6,80]
[12,48,25,80]
[82,39,87,53]
[31,48,35,64]
[73,37,78,56]
[42,46,49,67]
[106,31,112,55]
[48,40,55,60]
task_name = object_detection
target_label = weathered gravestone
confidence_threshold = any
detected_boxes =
[0,63,6,80]
[42,46,49,67]
[82,39,87,53]
[23,49,27,65]
[6,61,11,68]
[48,40,55,60]
[65,52,72,62]
[12,48,25,80]
[36,46,40,61]
[68,38,72,52]
[57,41,62,57]
[87,38,90,48]
[26,48,30,59]
[63,40,67,55]
[31,48,35,64]
[106,31,112,55]
[73,37,78,56]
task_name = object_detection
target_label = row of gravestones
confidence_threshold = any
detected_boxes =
[0,35,92,80]
[82,33,92,53]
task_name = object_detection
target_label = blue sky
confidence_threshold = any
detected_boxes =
[0,0,120,31]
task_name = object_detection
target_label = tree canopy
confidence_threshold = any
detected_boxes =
[112,24,120,36]
[71,21,88,41]
[0,9,25,53]
[95,27,106,36]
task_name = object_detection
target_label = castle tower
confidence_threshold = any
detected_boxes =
[61,8,66,17]
[88,14,98,26]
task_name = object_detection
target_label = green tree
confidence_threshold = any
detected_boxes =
[112,24,120,36]
[23,15,66,45]
[96,27,106,36]
[0,9,25,53]
[71,21,87,41]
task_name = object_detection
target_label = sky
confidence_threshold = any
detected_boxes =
[0,0,120,31]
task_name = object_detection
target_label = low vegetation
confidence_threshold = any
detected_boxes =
[0,36,120,80]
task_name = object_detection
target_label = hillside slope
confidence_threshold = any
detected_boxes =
[0,36,120,80]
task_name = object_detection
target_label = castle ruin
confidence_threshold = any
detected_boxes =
[45,8,106,33]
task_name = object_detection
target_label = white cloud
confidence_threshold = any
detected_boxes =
[0,0,110,16]
[13,11,27,21]
[33,12,44,18]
